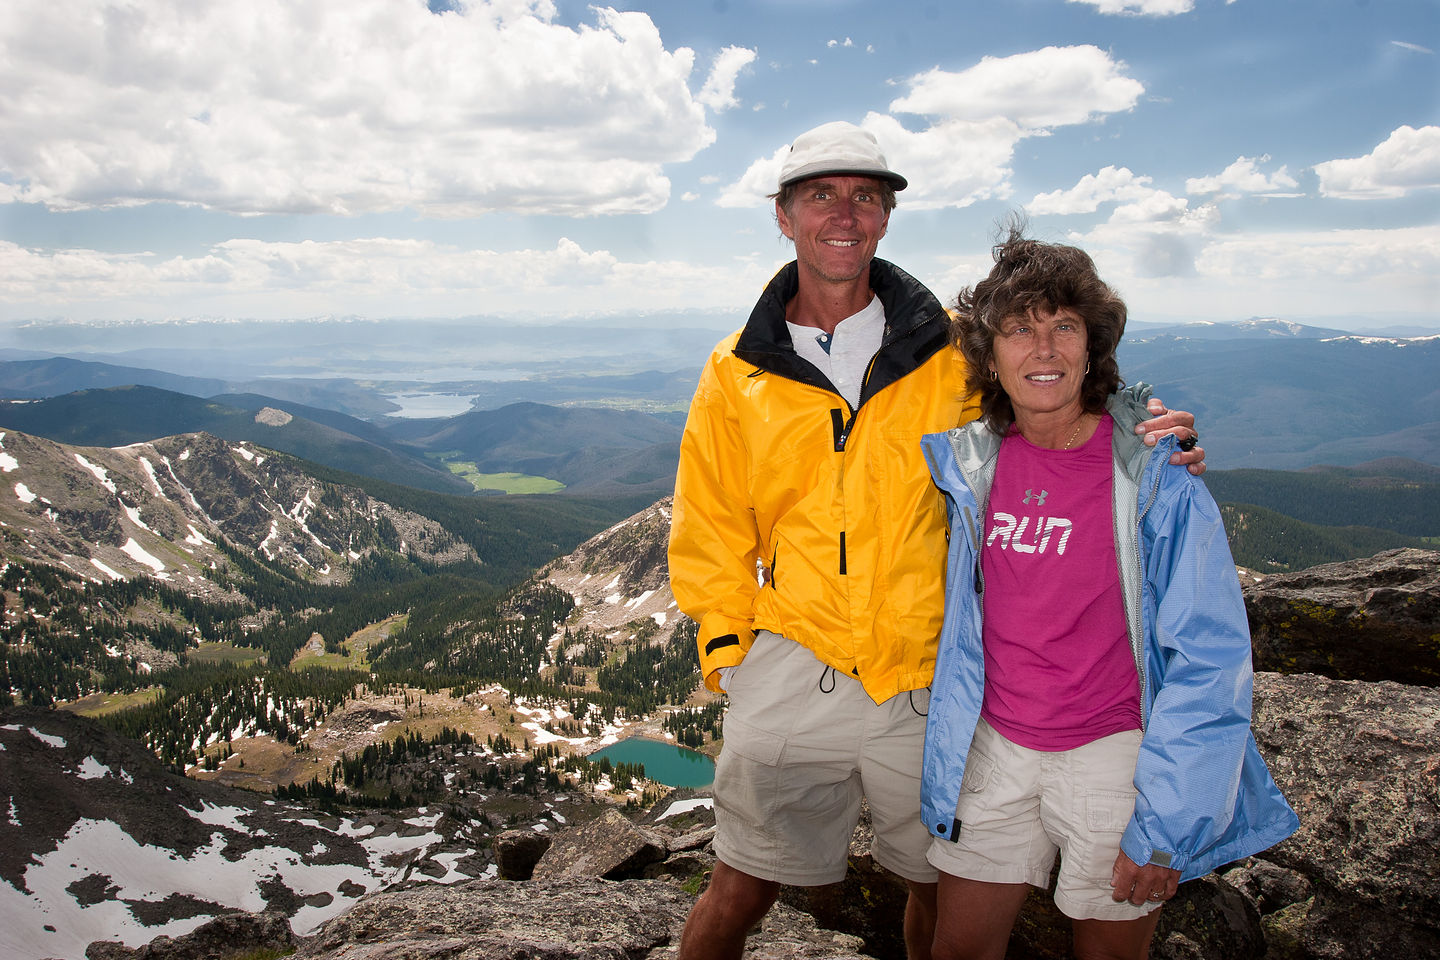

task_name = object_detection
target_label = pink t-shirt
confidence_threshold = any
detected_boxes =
[979,413,1141,751]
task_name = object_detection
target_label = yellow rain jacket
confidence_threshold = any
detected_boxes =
[669,258,979,704]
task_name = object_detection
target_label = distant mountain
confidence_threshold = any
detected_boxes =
[1118,334,1440,469]
[381,401,682,496]
[0,427,474,592]
[0,386,473,495]
[1128,317,1353,340]
[0,356,229,399]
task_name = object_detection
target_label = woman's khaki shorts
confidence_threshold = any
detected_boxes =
[712,630,936,886]
[927,718,1157,921]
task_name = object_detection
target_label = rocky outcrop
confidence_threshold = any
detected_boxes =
[1243,548,1440,686]
[83,911,294,960]
[1248,671,1440,958]
[287,877,869,960]
[82,665,1440,960]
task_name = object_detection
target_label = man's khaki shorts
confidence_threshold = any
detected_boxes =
[712,630,935,886]
[927,718,1157,921]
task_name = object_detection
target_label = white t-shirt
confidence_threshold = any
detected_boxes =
[786,295,885,410]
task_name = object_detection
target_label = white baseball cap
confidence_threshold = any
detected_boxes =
[777,121,908,191]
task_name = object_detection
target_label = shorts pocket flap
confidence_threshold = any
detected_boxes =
[960,748,994,793]
[721,714,785,766]
[1086,790,1135,832]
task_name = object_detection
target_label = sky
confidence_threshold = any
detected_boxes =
[0,0,1437,336]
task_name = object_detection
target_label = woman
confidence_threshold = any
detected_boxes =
[919,229,1297,960]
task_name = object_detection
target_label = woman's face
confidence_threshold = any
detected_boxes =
[990,306,1089,422]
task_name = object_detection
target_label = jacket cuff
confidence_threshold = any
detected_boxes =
[697,614,754,692]
[1121,820,1190,876]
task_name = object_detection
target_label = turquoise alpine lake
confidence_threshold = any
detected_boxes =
[588,737,715,788]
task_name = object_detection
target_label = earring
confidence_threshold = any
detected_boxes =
[1085,361,1091,374]
[989,369,998,381]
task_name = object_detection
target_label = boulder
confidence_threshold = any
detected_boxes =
[532,807,669,880]
[1243,548,1440,686]
[494,828,553,880]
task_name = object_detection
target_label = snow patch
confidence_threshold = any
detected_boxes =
[75,757,111,780]
[74,454,118,494]
[121,502,150,531]
[120,538,167,577]
[654,797,714,822]
[26,728,67,748]
[15,482,36,504]
[91,558,125,581]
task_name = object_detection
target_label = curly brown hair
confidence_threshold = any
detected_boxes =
[953,222,1127,433]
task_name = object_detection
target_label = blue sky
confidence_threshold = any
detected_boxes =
[1,0,1436,334]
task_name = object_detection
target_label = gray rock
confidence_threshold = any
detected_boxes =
[288,876,867,960]
[1151,875,1265,960]
[1222,858,1313,915]
[1252,671,1440,953]
[494,828,553,880]
[1243,548,1440,685]
[84,910,293,960]
[532,807,668,880]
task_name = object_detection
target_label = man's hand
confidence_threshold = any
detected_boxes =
[1111,850,1181,906]
[1136,397,1205,476]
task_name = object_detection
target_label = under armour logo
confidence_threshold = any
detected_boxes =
[1023,489,1048,506]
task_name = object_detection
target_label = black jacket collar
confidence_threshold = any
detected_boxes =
[733,258,951,406]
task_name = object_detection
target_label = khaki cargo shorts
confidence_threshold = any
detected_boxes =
[712,630,935,886]
[927,718,1157,921]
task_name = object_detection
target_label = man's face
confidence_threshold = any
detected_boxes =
[776,176,890,285]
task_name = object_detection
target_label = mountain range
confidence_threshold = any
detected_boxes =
[3,317,1438,482]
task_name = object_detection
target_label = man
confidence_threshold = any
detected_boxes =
[667,121,1203,960]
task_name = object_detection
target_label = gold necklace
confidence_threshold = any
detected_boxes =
[1062,415,1088,450]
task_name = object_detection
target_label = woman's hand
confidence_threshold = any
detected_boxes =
[1111,850,1182,906]
[1136,397,1205,476]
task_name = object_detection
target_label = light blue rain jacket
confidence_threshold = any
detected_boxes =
[919,386,1298,880]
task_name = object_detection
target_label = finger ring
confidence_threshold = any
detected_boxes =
[1177,435,1198,452]
[1149,892,1163,900]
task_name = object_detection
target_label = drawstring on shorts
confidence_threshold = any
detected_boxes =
[818,665,837,694]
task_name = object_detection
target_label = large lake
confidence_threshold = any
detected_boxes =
[589,737,715,788]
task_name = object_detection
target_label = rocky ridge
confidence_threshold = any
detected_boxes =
[0,427,474,593]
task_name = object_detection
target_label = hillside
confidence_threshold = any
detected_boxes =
[1118,334,1440,469]
[0,386,473,495]
[380,401,683,496]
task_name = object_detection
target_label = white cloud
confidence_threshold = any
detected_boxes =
[0,236,778,319]
[1390,41,1434,54]
[1193,226,1440,282]
[890,45,1143,129]
[1186,156,1300,196]
[720,46,1142,211]
[696,46,757,112]
[1067,0,1195,14]
[0,0,715,217]
[1313,125,1440,199]
[1029,166,1159,214]
[1105,224,1440,322]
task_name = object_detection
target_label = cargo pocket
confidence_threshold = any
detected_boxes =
[720,713,785,766]
[1086,790,1136,834]
[960,746,994,794]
